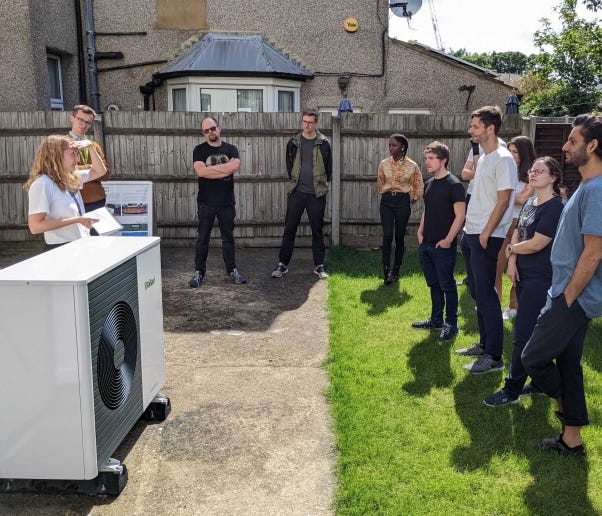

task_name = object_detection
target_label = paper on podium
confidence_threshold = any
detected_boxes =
[86,207,123,235]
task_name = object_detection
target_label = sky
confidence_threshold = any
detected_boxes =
[388,0,597,55]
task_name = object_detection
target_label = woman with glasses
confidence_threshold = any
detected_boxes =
[24,135,107,251]
[377,133,423,284]
[483,156,565,406]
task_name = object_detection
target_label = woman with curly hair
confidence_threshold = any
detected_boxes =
[24,134,107,250]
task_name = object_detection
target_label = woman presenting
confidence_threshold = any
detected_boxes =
[24,135,107,251]
[377,133,423,284]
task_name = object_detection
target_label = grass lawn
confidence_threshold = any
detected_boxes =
[325,247,602,515]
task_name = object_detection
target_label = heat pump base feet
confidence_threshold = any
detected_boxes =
[142,393,171,422]
[96,458,128,496]
[0,459,128,497]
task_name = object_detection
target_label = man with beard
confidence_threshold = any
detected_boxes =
[189,117,247,288]
[522,114,602,458]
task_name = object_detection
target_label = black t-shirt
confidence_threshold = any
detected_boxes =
[423,173,466,245]
[516,196,564,280]
[193,141,239,206]
[296,136,316,194]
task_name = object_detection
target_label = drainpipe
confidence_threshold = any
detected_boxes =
[74,0,87,103]
[85,0,100,112]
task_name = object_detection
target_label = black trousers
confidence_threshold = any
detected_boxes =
[194,203,236,275]
[379,192,411,270]
[278,190,326,266]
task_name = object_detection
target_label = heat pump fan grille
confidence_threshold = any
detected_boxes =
[88,257,143,467]
[97,301,137,410]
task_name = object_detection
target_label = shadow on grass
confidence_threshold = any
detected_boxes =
[402,334,454,395]
[360,282,411,315]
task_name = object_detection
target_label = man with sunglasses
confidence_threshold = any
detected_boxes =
[67,105,109,213]
[189,117,246,288]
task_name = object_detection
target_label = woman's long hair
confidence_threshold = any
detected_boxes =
[509,135,536,184]
[24,135,81,192]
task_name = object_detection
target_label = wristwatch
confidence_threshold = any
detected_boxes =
[507,244,513,254]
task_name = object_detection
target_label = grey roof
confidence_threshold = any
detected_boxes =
[157,32,311,80]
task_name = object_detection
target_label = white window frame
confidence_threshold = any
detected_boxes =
[47,54,64,111]
[387,108,431,115]
[166,77,301,112]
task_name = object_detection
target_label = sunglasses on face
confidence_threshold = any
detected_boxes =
[202,126,218,134]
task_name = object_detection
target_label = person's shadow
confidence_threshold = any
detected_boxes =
[360,281,410,316]
[403,333,454,395]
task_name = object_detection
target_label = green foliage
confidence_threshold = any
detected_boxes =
[522,0,602,115]
[326,247,602,515]
[449,49,533,74]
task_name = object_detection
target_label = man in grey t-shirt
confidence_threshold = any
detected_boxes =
[522,114,602,459]
[271,109,332,279]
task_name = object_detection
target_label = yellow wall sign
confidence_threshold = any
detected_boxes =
[343,17,359,33]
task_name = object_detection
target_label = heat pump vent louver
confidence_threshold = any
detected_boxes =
[97,301,138,410]
[88,257,143,468]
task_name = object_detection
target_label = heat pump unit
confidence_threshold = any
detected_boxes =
[0,237,168,493]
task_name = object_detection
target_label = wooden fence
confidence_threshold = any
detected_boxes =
[0,111,522,248]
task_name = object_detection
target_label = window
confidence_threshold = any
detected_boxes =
[200,92,211,112]
[172,88,187,111]
[277,91,294,112]
[387,108,431,115]
[237,89,263,112]
[47,54,64,110]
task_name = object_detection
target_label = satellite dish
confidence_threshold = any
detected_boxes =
[389,0,422,19]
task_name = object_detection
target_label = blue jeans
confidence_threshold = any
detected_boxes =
[380,192,411,270]
[462,233,505,358]
[419,242,458,326]
[194,203,236,275]
[279,190,327,266]
[522,294,591,427]
[504,276,550,397]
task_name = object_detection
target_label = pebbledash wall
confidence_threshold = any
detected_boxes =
[0,111,522,248]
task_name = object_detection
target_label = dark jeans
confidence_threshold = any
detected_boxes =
[419,242,458,326]
[462,233,505,358]
[279,190,326,266]
[504,276,550,397]
[522,294,591,427]
[194,203,236,275]
[380,192,411,270]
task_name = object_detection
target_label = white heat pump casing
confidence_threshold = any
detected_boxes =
[0,237,165,480]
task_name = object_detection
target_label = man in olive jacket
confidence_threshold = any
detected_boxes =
[271,109,332,279]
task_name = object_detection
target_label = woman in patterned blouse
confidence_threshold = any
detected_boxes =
[377,133,424,284]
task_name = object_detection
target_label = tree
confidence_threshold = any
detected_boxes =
[448,49,532,75]
[521,0,602,116]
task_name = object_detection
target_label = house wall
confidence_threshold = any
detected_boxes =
[0,0,80,112]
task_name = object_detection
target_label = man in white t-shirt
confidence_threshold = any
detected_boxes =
[456,106,517,374]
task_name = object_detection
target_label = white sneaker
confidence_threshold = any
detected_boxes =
[502,308,517,320]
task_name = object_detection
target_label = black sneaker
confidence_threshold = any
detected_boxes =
[533,433,585,460]
[411,319,444,330]
[271,262,288,278]
[483,389,519,407]
[188,270,203,288]
[455,343,485,356]
[521,382,544,397]
[439,323,459,341]
[228,267,247,284]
